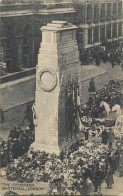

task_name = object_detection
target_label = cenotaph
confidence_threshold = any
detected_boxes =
[32,21,81,154]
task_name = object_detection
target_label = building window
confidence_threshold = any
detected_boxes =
[23,37,28,46]
[100,3,105,19]
[93,26,99,43]
[113,2,117,18]
[118,22,122,37]
[100,26,105,42]
[76,4,84,24]
[88,28,92,44]
[107,3,111,19]
[106,24,111,39]
[94,4,99,21]
[112,23,117,38]
[87,4,92,22]
[118,1,122,17]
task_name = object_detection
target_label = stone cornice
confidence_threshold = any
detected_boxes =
[0,7,75,18]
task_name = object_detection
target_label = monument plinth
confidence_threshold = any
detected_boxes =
[32,21,80,154]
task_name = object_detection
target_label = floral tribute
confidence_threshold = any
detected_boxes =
[1,139,111,195]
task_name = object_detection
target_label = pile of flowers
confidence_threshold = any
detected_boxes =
[1,139,112,195]
[49,141,109,194]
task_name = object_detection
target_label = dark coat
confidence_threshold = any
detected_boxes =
[102,130,108,144]
[108,129,114,144]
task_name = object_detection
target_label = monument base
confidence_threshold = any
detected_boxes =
[31,142,61,155]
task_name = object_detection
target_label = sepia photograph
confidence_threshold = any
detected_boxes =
[0,0,123,195]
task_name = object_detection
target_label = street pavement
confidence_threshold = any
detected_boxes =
[0,103,29,140]
[101,171,123,196]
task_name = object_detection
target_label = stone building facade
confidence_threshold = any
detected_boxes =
[74,0,123,51]
[0,0,122,73]
[0,0,75,72]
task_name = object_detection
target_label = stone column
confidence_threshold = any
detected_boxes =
[111,22,113,39]
[0,18,4,76]
[92,23,95,44]
[84,3,87,24]
[80,24,88,47]
[32,21,80,155]
[105,23,107,40]
[98,23,101,43]
[116,22,118,38]
[111,2,113,20]
[99,3,101,20]
[83,27,88,47]
[122,21,123,37]
[16,36,23,69]
[105,3,107,19]
[92,3,94,21]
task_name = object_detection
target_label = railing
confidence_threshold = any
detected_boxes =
[0,0,40,4]
[0,0,71,5]
[0,67,36,84]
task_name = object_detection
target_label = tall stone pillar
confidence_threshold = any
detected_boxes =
[122,21,123,37]
[98,24,101,43]
[105,23,107,40]
[111,22,113,39]
[83,25,89,47]
[116,22,118,38]
[79,24,89,47]
[32,21,80,155]
[92,24,95,44]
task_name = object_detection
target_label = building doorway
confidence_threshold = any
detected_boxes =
[22,24,34,68]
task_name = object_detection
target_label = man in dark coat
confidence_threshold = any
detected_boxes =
[102,129,108,145]
[0,108,4,123]
[106,164,114,189]
[107,128,114,148]
[88,79,96,93]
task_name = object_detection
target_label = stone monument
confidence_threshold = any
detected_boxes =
[32,21,81,154]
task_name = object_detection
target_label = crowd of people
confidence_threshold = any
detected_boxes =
[80,40,123,69]
[0,126,34,168]
[77,79,123,153]
[79,79,122,119]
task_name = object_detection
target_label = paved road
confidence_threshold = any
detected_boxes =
[101,171,123,196]
[0,103,30,140]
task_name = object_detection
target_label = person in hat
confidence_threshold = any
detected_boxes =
[107,128,114,148]
[88,79,96,93]
[102,128,108,145]
[106,163,114,189]
[83,127,89,140]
